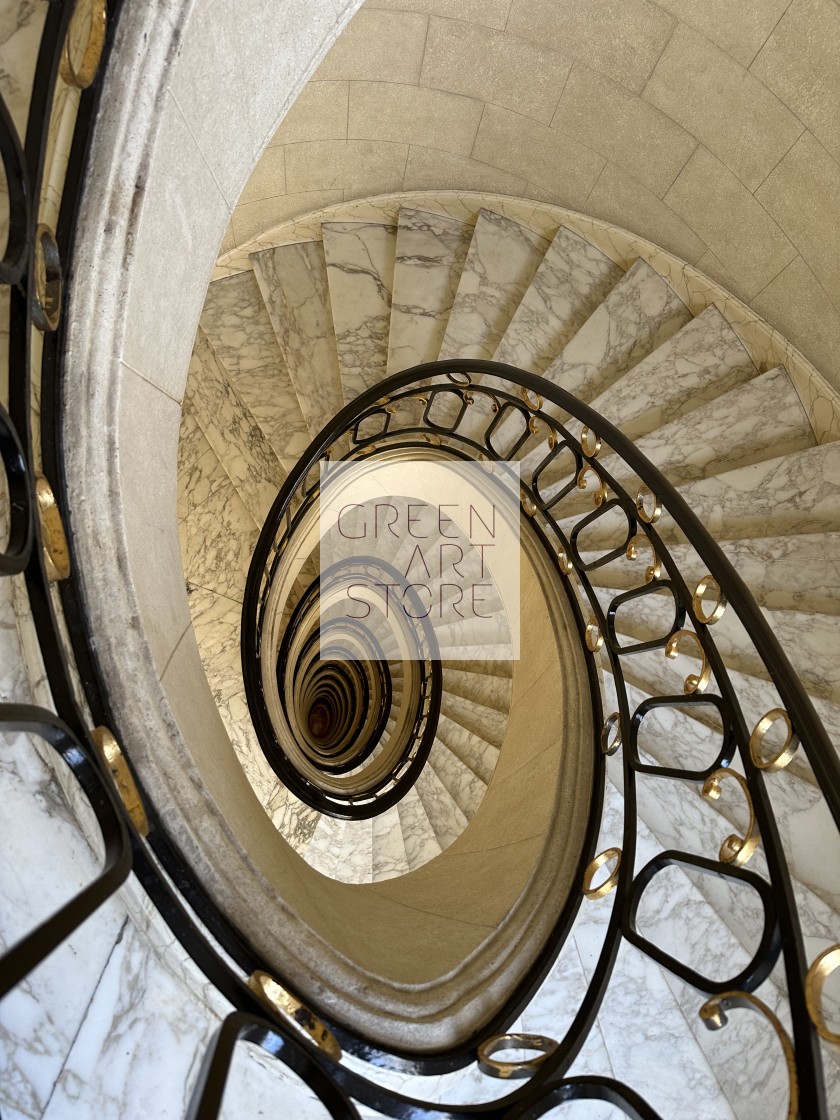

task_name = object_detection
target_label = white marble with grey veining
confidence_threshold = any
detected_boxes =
[252,240,345,436]
[371,807,409,881]
[441,665,512,715]
[322,221,397,402]
[438,209,549,363]
[396,786,442,871]
[387,208,473,375]
[436,712,499,786]
[415,757,470,849]
[199,271,310,472]
[542,257,692,407]
[439,690,507,749]
[334,818,373,884]
[184,329,285,523]
[494,225,623,375]
[302,813,345,878]
[589,303,757,442]
[428,739,486,825]
[265,785,320,852]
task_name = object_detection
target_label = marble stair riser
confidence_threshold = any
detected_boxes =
[322,221,397,403]
[428,738,487,824]
[493,225,624,376]
[438,209,549,365]
[438,690,507,750]
[336,818,374,884]
[440,658,514,680]
[436,712,499,786]
[371,808,410,881]
[395,786,442,870]
[387,208,473,375]
[440,666,513,714]
[415,757,470,848]
[199,271,310,474]
[303,813,346,877]
[251,240,344,437]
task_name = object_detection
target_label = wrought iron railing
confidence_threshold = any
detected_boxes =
[3,3,840,1118]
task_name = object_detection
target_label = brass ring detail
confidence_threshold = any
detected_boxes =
[601,712,622,756]
[580,426,601,458]
[557,546,573,576]
[577,465,608,507]
[701,768,759,866]
[700,992,797,1120]
[446,370,471,387]
[477,1033,559,1079]
[91,727,149,837]
[583,847,622,899]
[248,971,342,1060]
[749,708,799,772]
[59,0,107,90]
[521,491,537,517]
[585,619,604,652]
[805,944,840,1044]
[636,484,661,525]
[424,432,442,446]
[693,575,727,625]
[625,533,661,583]
[35,475,71,581]
[31,225,62,332]
[665,629,711,694]
[521,387,543,410]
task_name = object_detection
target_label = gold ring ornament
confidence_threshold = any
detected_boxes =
[248,971,342,1060]
[31,225,62,332]
[521,387,543,410]
[583,847,622,899]
[59,0,107,90]
[665,629,711,694]
[749,708,799,772]
[625,533,661,584]
[35,474,71,580]
[477,1033,559,1079]
[601,712,622,756]
[91,727,149,837]
[577,465,608,507]
[699,992,797,1120]
[446,370,471,387]
[692,575,727,625]
[805,944,840,1044]
[423,432,442,446]
[557,545,573,575]
[580,426,601,458]
[701,768,759,866]
[585,619,604,652]
[635,484,661,524]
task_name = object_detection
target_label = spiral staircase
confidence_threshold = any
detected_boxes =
[4,2,840,1119]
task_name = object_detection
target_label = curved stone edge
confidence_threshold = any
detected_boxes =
[215,189,840,447]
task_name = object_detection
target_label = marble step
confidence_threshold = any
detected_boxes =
[541,257,692,409]
[371,807,410,881]
[439,690,507,748]
[438,208,549,362]
[303,813,346,877]
[322,220,397,403]
[183,329,285,524]
[415,754,471,848]
[582,532,840,617]
[396,785,443,870]
[436,712,499,786]
[336,818,374,884]
[441,658,514,680]
[267,784,320,854]
[554,365,815,518]
[441,665,513,714]
[587,304,757,443]
[251,240,344,438]
[493,224,623,375]
[387,208,472,375]
[199,271,311,474]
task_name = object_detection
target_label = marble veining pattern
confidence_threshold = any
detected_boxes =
[215,189,840,445]
[542,257,691,407]
[266,785,320,852]
[439,690,507,749]
[334,818,374,884]
[440,665,512,715]
[185,329,285,524]
[415,759,470,848]
[322,220,397,402]
[303,814,345,878]
[427,740,486,825]
[438,209,549,363]
[371,807,409,881]
[494,224,623,375]
[589,303,758,442]
[387,208,473,375]
[199,271,310,473]
[436,712,499,786]
[252,240,345,436]
[396,786,442,870]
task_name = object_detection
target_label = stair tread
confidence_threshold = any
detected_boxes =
[252,240,344,438]
[494,224,623,375]
[335,818,374,884]
[441,665,513,713]
[542,257,692,406]
[371,808,410,881]
[439,690,507,748]
[589,303,757,442]
[437,712,499,785]
[199,271,311,473]
[387,208,473,375]
[323,220,397,403]
[304,814,346,878]
[438,208,549,362]
[416,757,470,848]
[396,786,443,870]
